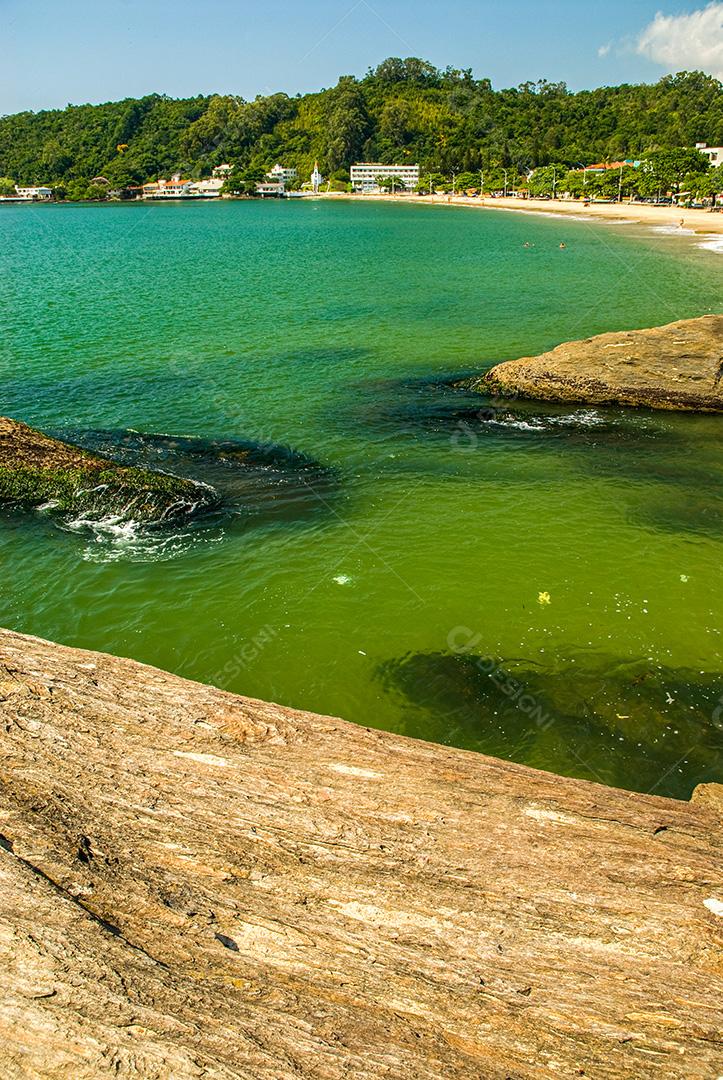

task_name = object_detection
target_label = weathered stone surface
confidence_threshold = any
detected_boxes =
[0,417,215,520]
[0,626,721,1079]
[464,315,723,411]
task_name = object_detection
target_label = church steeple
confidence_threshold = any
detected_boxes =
[311,160,322,193]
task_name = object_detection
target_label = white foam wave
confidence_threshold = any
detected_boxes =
[60,512,224,563]
[696,235,723,254]
[547,409,607,427]
[487,409,607,432]
[487,417,547,431]
[651,224,695,236]
[527,210,594,222]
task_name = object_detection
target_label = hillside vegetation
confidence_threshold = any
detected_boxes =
[1,58,721,189]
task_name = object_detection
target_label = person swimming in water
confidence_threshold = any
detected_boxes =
[559,242,566,249]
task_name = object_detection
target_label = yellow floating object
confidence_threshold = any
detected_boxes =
[538,591,551,605]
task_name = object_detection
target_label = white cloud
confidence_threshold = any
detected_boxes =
[636,3,723,79]
[598,43,612,57]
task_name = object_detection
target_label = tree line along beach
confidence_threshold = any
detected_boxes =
[1,51,722,1080]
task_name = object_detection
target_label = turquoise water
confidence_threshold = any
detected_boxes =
[1,198,722,798]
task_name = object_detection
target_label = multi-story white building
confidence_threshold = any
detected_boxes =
[14,185,53,200]
[212,163,233,179]
[695,143,723,166]
[268,164,297,185]
[350,163,420,192]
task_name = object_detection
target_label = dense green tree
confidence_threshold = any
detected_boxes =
[563,169,586,198]
[369,57,441,87]
[642,148,710,195]
[220,176,244,196]
[678,164,723,202]
[86,183,109,201]
[528,164,564,197]
[0,62,720,190]
[374,174,404,191]
[63,178,92,201]
[0,176,15,195]
[320,77,369,173]
[455,171,479,192]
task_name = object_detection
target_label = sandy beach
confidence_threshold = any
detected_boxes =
[330,191,723,238]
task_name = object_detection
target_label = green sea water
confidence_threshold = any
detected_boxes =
[1,198,722,798]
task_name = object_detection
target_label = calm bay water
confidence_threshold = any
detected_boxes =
[1,198,721,797]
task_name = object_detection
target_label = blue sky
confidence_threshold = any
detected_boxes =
[2,0,722,114]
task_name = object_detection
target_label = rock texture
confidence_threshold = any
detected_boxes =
[0,626,721,1079]
[465,315,723,411]
[0,417,215,519]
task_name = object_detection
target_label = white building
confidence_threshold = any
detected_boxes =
[695,143,723,166]
[256,181,285,197]
[191,177,224,197]
[311,161,323,193]
[143,173,224,198]
[350,163,420,192]
[142,175,195,198]
[212,163,233,178]
[268,164,297,185]
[15,185,53,201]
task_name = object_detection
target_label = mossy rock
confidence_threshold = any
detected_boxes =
[0,418,217,521]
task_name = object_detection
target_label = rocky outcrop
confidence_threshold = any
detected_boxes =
[464,315,723,411]
[0,627,721,1078]
[0,417,216,520]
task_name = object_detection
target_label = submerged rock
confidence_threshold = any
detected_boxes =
[377,648,723,798]
[68,430,341,525]
[462,315,723,412]
[0,422,342,544]
[0,417,216,522]
[340,371,690,462]
[632,484,723,540]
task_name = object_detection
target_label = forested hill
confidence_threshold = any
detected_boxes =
[1,57,722,186]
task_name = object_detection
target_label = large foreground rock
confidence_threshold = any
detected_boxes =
[0,627,721,1078]
[465,315,723,411]
[0,417,215,520]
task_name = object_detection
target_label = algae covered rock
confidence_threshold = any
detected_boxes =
[464,315,723,412]
[71,429,341,524]
[0,417,216,522]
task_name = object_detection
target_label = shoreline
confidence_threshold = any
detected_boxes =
[325,190,723,238]
[6,191,723,241]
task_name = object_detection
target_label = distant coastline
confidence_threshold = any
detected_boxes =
[5,188,722,243]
